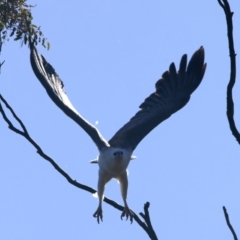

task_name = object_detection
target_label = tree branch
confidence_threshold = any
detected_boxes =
[140,202,158,240]
[218,1,239,239]
[0,93,157,240]
[0,30,5,73]
[223,206,238,240]
[217,0,240,144]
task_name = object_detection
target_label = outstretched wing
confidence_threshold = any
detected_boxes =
[30,45,109,151]
[108,47,206,150]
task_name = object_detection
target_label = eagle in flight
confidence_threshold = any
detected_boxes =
[30,45,206,223]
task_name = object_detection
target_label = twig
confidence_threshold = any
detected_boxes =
[0,93,157,239]
[223,206,238,240]
[140,202,158,240]
[218,1,239,239]
[217,0,240,144]
[0,32,5,73]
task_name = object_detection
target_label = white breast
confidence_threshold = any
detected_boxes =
[98,148,132,177]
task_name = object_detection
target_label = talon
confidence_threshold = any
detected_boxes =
[93,207,103,223]
[121,207,134,223]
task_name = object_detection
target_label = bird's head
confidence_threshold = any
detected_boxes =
[113,150,123,159]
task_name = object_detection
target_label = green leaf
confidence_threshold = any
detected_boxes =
[14,35,22,41]
[42,38,45,47]
[24,34,27,44]
[10,27,16,37]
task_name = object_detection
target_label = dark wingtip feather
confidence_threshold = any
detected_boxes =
[185,46,206,93]
[179,54,187,74]
[169,62,177,75]
[200,63,207,80]
[187,46,205,74]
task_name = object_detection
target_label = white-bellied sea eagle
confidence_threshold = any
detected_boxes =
[30,45,206,223]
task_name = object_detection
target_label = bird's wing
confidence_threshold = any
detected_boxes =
[108,47,206,150]
[30,45,109,151]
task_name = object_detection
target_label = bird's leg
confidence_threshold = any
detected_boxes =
[121,199,134,224]
[118,171,134,223]
[93,202,103,224]
[93,169,111,223]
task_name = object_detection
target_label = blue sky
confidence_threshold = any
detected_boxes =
[1,0,240,239]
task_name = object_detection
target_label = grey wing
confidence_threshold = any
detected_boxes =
[108,47,206,150]
[30,45,109,151]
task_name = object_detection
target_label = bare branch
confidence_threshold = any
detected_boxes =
[0,94,29,135]
[223,206,238,240]
[140,202,158,240]
[0,30,5,73]
[218,1,239,238]
[217,0,240,144]
[0,93,157,239]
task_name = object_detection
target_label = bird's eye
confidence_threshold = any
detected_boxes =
[113,151,123,156]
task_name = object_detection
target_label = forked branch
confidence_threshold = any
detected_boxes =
[0,94,157,239]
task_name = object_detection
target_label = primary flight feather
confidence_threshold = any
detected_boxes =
[30,45,206,223]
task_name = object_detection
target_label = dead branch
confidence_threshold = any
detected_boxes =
[223,206,238,240]
[0,93,157,239]
[217,0,240,144]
